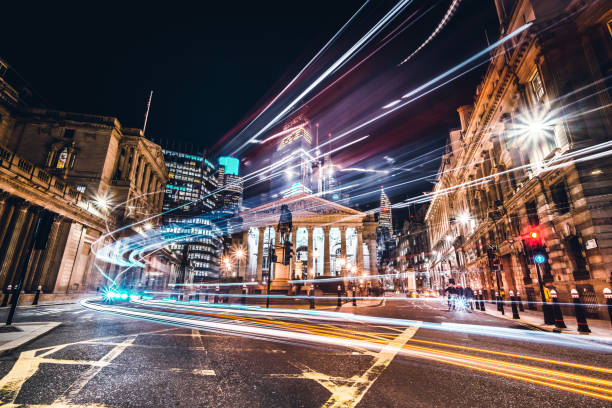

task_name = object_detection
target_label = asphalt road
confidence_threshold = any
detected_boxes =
[0,297,610,407]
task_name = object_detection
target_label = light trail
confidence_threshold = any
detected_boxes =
[81,298,612,402]
[229,1,371,153]
[233,0,413,152]
[116,298,612,352]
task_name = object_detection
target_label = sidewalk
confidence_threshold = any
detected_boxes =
[0,322,61,355]
[0,294,96,309]
[0,298,82,309]
[476,304,612,337]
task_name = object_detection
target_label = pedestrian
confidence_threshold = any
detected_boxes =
[465,286,474,311]
[444,283,456,310]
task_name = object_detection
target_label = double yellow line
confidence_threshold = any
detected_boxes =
[205,311,612,402]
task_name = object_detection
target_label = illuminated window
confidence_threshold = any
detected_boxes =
[529,69,545,102]
[76,185,86,193]
[56,148,68,169]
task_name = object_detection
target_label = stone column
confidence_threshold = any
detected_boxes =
[323,226,331,276]
[34,215,63,291]
[0,194,13,248]
[256,227,264,283]
[307,227,314,279]
[356,226,364,274]
[340,226,347,277]
[142,167,151,194]
[129,152,139,181]
[0,202,30,288]
[121,147,132,179]
[367,240,378,275]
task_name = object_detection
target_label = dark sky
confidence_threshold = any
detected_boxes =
[2,1,500,217]
[1,1,368,147]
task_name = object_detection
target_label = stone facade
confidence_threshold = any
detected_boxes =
[232,193,378,293]
[394,205,431,291]
[0,58,169,300]
[425,0,612,316]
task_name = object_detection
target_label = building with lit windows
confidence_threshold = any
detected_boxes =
[270,115,315,198]
[160,145,222,282]
[0,57,169,298]
[217,156,243,210]
[425,0,612,317]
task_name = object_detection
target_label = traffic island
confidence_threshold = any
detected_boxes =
[0,322,61,356]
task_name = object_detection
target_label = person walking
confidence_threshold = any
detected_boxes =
[465,286,475,311]
[444,283,456,310]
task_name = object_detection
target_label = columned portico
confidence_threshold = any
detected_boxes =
[240,193,373,293]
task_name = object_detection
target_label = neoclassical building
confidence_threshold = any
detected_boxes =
[231,193,378,293]
[0,58,169,300]
[425,0,612,316]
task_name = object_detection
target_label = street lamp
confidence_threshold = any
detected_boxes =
[233,247,246,279]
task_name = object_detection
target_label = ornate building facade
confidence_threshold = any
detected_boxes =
[425,0,612,316]
[0,58,169,300]
[231,193,378,293]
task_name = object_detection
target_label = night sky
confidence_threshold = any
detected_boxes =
[2,1,499,218]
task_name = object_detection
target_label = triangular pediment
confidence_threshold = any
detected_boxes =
[241,193,363,226]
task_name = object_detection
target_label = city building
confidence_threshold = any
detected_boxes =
[270,115,315,198]
[377,187,394,275]
[425,0,612,317]
[232,193,379,294]
[217,156,243,209]
[159,144,222,283]
[394,205,431,291]
[0,58,171,299]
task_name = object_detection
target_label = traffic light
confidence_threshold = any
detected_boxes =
[283,241,294,265]
[523,229,547,264]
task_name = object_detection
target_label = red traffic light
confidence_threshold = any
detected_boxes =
[529,231,538,239]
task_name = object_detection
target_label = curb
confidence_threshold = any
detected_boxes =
[0,322,62,356]
[0,301,80,310]
[475,309,578,333]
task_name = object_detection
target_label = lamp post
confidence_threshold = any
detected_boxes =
[234,247,245,280]
[313,249,319,278]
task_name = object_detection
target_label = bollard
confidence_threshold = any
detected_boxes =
[32,285,42,305]
[550,289,566,329]
[241,285,247,305]
[1,285,12,307]
[309,285,315,309]
[8,285,19,305]
[479,290,485,311]
[204,293,209,302]
[571,289,591,333]
[516,291,524,312]
[337,285,342,307]
[604,288,612,327]
[509,290,520,319]
[195,292,200,301]
[495,291,502,313]
[214,286,219,304]
[474,290,481,310]
[352,286,357,307]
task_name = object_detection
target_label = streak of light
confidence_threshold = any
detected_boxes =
[398,0,463,66]
[236,0,413,150]
[81,298,612,401]
[339,167,389,174]
[230,1,371,153]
